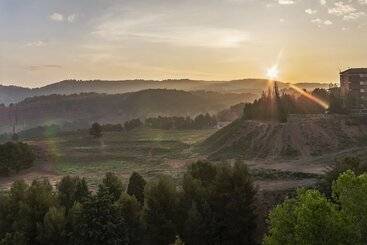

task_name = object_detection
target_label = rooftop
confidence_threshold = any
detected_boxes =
[340,68,367,75]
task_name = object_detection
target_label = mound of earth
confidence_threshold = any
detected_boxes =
[200,114,367,160]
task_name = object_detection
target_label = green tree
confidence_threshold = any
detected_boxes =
[37,207,67,245]
[118,193,145,245]
[180,161,257,244]
[74,188,128,245]
[57,176,90,211]
[332,170,367,242]
[89,122,102,138]
[126,172,146,206]
[144,176,178,245]
[319,157,367,197]
[264,189,360,245]
[99,172,124,202]
[0,142,35,176]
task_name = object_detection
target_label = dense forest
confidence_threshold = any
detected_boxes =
[0,157,365,244]
[0,161,258,245]
[0,79,330,105]
[0,89,249,134]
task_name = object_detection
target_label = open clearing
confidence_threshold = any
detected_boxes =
[1,127,365,191]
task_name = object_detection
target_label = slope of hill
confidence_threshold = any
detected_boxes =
[0,79,330,105]
[199,114,367,160]
[0,89,252,133]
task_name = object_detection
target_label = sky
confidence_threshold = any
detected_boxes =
[1,0,367,87]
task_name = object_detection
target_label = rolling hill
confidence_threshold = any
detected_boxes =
[0,79,330,105]
[0,89,253,134]
[199,114,367,160]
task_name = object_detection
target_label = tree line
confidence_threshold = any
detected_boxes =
[144,113,217,130]
[0,161,257,245]
[242,84,346,122]
[89,113,218,138]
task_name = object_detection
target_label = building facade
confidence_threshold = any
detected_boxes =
[340,68,367,109]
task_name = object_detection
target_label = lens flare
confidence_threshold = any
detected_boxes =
[266,66,279,80]
[288,84,329,109]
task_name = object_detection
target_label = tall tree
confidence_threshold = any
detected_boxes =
[74,188,128,245]
[180,160,258,245]
[99,172,124,202]
[144,176,178,245]
[126,172,146,206]
[57,176,90,211]
[118,193,145,245]
[89,122,102,138]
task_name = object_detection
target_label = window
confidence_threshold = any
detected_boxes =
[360,81,367,85]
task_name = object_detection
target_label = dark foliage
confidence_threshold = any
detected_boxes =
[126,172,146,206]
[0,161,259,245]
[0,142,35,176]
[73,188,129,245]
[124,119,143,132]
[145,113,217,130]
[89,123,102,138]
[178,160,258,245]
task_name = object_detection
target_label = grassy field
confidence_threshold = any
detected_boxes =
[20,128,216,189]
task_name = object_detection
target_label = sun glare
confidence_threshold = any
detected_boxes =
[266,66,279,80]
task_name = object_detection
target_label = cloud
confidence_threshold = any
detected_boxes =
[277,0,295,5]
[311,18,333,26]
[49,13,64,22]
[93,15,250,48]
[49,12,77,23]
[26,41,46,47]
[67,14,77,23]
[343,11,365,20]
[26,65,62,71]
[324,20,333,25]
[311,18,322,24]
[328,2,355,16]
[305,9,317,14]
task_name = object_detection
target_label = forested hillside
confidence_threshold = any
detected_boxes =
[0,89,250,133]
[0,79,330,105]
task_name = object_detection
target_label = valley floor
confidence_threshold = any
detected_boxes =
[2,127,366,193]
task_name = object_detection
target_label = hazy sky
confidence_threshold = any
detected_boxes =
[1,0,367,87]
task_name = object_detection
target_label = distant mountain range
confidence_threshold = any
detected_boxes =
[0,89,253,134]
[0,79,331,105]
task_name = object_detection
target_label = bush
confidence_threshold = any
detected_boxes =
[0,142,35,176]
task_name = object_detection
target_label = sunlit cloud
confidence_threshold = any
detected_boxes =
[26,41,46,47]
[305,9,318,15]
[67,14,77,23]
[328,2,355,16]
[343,11,365,20]
[93,16,250,48]
[49,13,64,22]
[277,0,295,5]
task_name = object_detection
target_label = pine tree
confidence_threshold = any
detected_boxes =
[99,172,123,202]
[89,123,102,138]
[126,172,146,206]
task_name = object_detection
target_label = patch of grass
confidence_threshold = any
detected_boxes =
[24,128,214,188]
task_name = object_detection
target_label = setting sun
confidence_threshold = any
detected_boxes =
[266,66,279,80]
